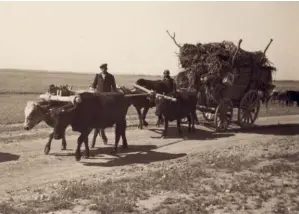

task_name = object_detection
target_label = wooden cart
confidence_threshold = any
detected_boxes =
[195,38,274,132]
[197,68,262,132]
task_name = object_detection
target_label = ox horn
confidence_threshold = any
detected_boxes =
[39,93,81,105]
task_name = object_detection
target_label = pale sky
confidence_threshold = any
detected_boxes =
[0,2,298,80]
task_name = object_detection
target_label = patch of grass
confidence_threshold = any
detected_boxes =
[152,197,210,214]
[0,202,37,214]
[258,161,295,174]
[18,197,73,214]
[205,154,259,172]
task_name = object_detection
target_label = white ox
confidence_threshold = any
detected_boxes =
[24,100,68,154]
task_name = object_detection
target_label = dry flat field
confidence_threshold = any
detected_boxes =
[0,69,299,214]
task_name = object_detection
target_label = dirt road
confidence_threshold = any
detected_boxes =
[0,115,299,200]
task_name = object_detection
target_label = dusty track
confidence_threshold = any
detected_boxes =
[0,115,299,200]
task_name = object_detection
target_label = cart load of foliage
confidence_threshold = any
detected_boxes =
[169,31,276,99]
[47,84,75,96]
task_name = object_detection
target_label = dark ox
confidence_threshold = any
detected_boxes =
[277,91,288,106]
[51,92,130,161]
[23,100,107,154]
[286,90,299,106]
[155,91,197,138]
[132,78,177,129]
[270,91,279,104]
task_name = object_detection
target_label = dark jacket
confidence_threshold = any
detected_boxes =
[163,77,176,93]
[91,72,117,92]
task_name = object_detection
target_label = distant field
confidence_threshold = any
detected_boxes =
[0,69,160,125]
[0,69,298,125]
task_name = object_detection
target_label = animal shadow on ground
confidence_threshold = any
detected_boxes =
[149,126,234,140]
[82,150,186,167]
[53,145,157,158]
[0,152,20,163]
[232,123,299,136]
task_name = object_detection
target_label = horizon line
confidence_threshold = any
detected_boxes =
[0,68,295,81]
[0,68,161,77]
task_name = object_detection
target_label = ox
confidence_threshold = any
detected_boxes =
[23,100,107,154]
[286,90,299,106]
[277,91,288,106]
[270,90,279,104]
[154,91,197,138]
[131,78,177,129]
[89,85,145,148]
[51,92,130,161]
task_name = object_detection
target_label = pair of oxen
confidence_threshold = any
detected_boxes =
[23,79,197,161]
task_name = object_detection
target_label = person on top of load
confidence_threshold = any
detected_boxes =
[163,69,176,93]
[90,63,117,92]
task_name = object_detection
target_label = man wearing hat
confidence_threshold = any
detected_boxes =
[90,63,117,93]
[163,69,176,93]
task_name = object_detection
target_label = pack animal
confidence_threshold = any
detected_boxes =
[132,78,177,129]
[277,91,288,106]
[51,92,130,161]
[24,100,107,154]
[286,90,299,106]
[270,90,279,104]
[155,91,197,138]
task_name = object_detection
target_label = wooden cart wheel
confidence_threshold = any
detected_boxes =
[238,90,260,128]
[202,112,214,122]
[214,99,233,132]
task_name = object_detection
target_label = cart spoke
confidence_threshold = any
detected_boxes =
[238,90,260,128]
[249,112,254,123]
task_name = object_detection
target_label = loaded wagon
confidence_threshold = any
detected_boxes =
[167,31,276,132]
[196,66,272,132]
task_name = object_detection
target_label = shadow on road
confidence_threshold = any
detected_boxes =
[53,145,157,157]
[0,152,20,163]
[82,151,186,167]
[232,123,299,136]
[149,126,235,140]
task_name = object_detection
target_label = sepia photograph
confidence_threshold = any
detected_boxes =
[0,1,299,213]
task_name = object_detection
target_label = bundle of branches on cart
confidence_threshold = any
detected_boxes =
[47,84,74,96]
[168,30,276,95]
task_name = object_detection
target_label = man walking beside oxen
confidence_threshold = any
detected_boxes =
[90,63,117,93]
[89,63,118,147]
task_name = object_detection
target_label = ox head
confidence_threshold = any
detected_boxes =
[24,101,50,130]
[51,104,75,140]
[136,79,148,88]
